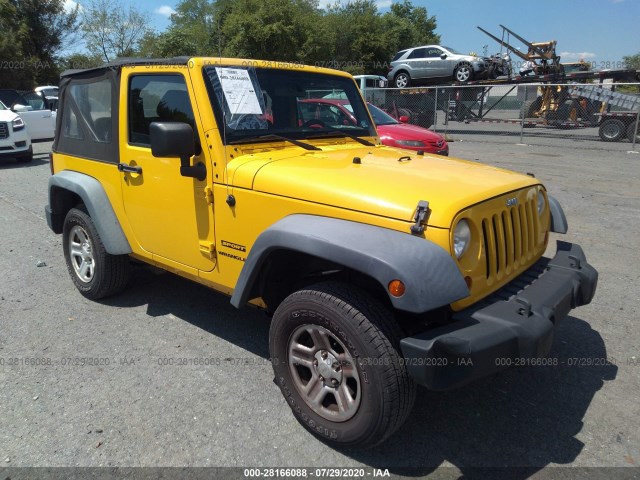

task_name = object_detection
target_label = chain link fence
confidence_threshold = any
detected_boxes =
[360,83,640,152]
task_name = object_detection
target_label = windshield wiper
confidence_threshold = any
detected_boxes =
[228,133,321,151]
[305,128,375,147]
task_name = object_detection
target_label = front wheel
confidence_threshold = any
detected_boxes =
[269,282,416,449]
[454,63,473,83]
[16,147,33,163]
[62,206,130,300]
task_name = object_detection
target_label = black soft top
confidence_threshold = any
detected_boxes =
[61,57,191,78]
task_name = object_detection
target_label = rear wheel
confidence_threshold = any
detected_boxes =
[520,97,543,127]
[599,118,626,142]
[393,72,411,88]
[269,281,416,448]
[62,206,130,300]
[521,97,543,119]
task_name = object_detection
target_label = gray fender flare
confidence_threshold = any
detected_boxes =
[48,171,132,255]
[547,194,568,234]
[230,215,469,314]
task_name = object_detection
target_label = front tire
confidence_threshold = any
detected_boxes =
[62,207,130,300]
[454,63,473,83]
[269,282,416,449]
[16,147,33,163]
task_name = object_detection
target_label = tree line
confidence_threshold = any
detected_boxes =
[1,0,639,90]
[0,0,439,88]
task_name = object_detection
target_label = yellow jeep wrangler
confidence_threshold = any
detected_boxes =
[46,57,597,448]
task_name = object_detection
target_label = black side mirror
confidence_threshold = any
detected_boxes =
[440,54,447,60]
[150,122,206,181]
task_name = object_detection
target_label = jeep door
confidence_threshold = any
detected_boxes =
[119,71,216,272]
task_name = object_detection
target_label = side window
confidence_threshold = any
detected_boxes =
[62,102,83,140]
[392,50,407,62]
[128,74,194,146]
[68,79,112,143]
[426,48,443,58]
[22,92,46,110]
[408,48,427,59]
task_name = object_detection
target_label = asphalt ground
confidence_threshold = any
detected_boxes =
[0,137,639,478]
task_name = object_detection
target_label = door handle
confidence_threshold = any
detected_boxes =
[118,163,142,174]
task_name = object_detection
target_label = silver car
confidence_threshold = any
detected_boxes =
[387,45,486,87]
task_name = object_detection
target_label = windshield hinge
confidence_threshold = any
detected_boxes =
[410,200,430,235]
[204,186,214,205]
[199,241,216,258]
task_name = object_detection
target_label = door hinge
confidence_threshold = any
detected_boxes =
[204,186,214,205]
[199,241,216,258]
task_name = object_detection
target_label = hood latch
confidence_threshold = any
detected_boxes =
[411,200,430,235]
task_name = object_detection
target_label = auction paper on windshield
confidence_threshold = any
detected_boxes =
[215,67,263,115]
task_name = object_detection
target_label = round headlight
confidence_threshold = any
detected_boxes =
[537,191,545,215]
[453,219,471,259]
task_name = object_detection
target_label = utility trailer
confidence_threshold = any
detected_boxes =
[569,84,640,142]
[445,74,639,130]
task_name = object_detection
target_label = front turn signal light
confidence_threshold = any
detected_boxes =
[388,280,406,297]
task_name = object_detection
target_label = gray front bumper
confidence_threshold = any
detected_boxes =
[400,241,598,390]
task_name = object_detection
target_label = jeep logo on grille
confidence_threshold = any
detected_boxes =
[506,197,518,207]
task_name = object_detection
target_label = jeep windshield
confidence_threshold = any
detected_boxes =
[203,66,376,145]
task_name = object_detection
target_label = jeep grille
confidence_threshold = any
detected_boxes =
[481,196,542,281]
[0,122,8,139]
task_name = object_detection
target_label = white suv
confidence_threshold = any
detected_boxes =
[387,45,486,87]
[0,100,33,163]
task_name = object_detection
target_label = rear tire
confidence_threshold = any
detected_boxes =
[269,281,416,449]
[521,97,543,119]
[393,72,411,89]
[599,119,626,142]
[520,97,542,127]
[62,206,130,300]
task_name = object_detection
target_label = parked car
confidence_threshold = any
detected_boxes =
[368,103,448,155]
[387,45,486,87]
[298,98,448,155]
[0,89,56,140]
[0,100,33,162]
[35,85,59,111]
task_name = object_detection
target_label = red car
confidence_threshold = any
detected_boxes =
[298,99,448,156]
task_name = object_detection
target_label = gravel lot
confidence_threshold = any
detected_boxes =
[0,137,639,477]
